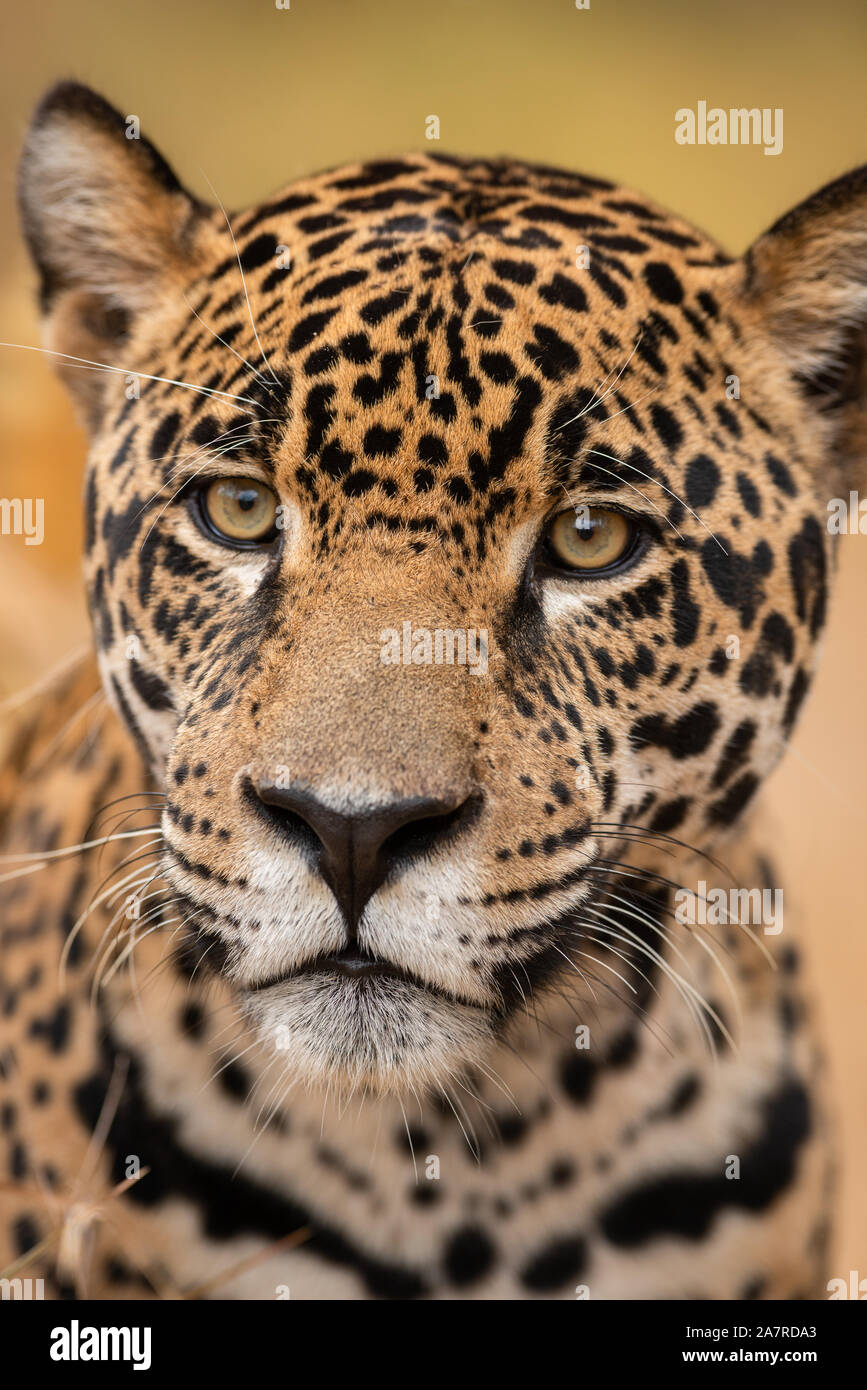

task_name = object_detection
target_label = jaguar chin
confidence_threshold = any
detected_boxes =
[242,963,494,1096]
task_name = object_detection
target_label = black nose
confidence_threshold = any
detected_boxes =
[249,779,478,932]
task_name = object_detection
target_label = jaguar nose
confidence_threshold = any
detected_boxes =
[249,779,479,932]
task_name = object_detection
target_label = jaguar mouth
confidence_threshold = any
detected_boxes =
[248,947,484,1008]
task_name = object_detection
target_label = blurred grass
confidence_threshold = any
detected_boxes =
[0,0,865,1287]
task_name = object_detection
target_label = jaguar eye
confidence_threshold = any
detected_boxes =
[201,477,278,545]
[542,506,638,575]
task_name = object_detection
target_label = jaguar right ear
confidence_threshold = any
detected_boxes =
[739,164,867,485]
[18,82,205,425]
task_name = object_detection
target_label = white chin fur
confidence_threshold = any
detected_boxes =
[241,972,494,1097]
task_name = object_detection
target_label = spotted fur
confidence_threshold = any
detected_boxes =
[2,82,864,1299]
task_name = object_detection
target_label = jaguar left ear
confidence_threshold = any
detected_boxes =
[741,164,867,478]
[18,82,205,424]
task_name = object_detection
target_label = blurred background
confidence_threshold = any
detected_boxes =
[0,0,865,1282]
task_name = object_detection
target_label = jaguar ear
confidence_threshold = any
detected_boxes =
[18,82,204,423]
[741,165,867,477]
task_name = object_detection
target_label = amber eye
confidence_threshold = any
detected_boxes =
[543,507,637,574]
[201,477,278,545]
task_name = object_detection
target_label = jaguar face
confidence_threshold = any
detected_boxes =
[19,84,866,1094]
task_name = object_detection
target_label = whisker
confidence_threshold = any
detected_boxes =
[138,437,253,554]
[131,419,263,525]
[25,692,107,776]
[599,889,743,1027]
[583,447,727,554]
[436,1081,480,1162]
[201,171,282,389]
[0,340,258,407]
[555,329,646,431]
[562,464,685,542]
[182,290,271,389]
[580,911,732,1055]
[0,827,160,867]
[552,941,637,995]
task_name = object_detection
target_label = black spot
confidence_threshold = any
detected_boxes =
[239,233,280,272]
[129,663,174,713]
[319,443,354,479]
[765,453,797,497]
[700,538,763,628]
[538,273,588,314]
[28,1002,70,1054]
[600,1077,810,1246]
[650,797,691,833]
[650,403,683,454]
[752,539,773,576]
[559,1051,597,1105]
[479,351,517,384]
[666,1075,701,1117]
[549,1159,576,1188]
[443,1226,496,1286]
[363,425,401,457]
[360,288,408,325]
[782,667,810,735]
[491,257,536,285]
[629,702,720,760]
[14,1214,40,1258]
[607,1031,638,1067]
[742,1276,767,1300]
[788,516,827,639]
[217,1055,252,1102]
[669,558,699,647]
[685,454,720,509]
[411,1182,441,1208]
[497,1113,528,1145]
[714,403,741,438]
[342,469,377,497]
[180,1002,206,1039]
[736,473,761,517]
[643,262,684,304]
[340,332,373,363]
[302,268,367,304]
[150,412,182,463]
[707,771,760,826]
[521,1235,588,1291]
[711,720,756,789]
[527,324,579,380]
[288,308,337,353]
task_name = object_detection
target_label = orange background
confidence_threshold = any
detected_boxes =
[0,0,865,1281]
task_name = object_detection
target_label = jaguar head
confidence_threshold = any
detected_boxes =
[19,84,867,1093]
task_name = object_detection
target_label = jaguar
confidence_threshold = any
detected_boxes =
[1,81,864,1300]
